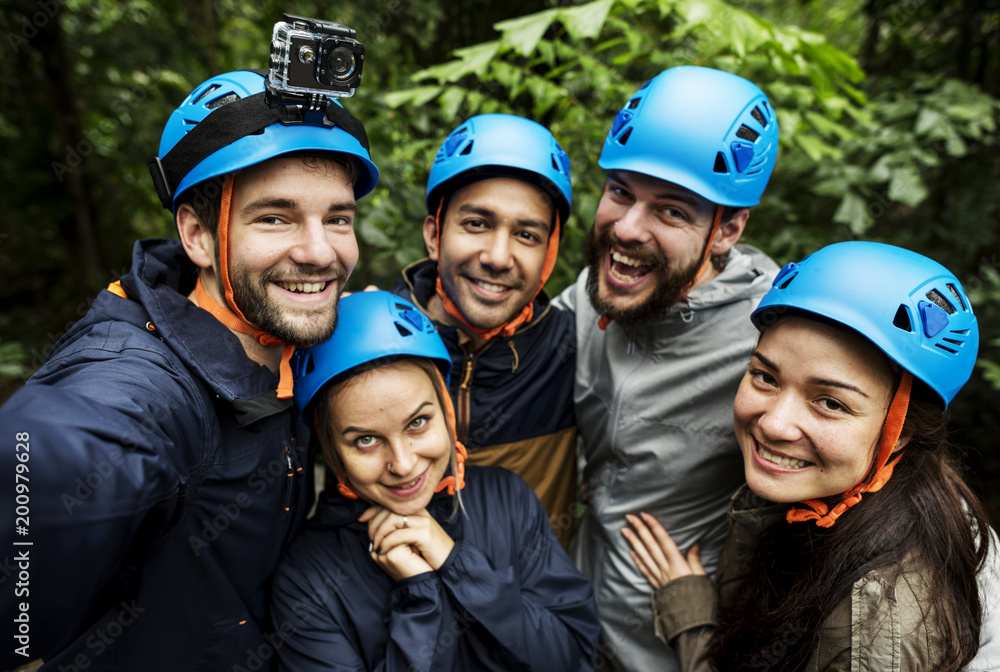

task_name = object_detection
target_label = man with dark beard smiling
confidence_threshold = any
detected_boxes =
[0,70,377,671]
[553,66,781,671]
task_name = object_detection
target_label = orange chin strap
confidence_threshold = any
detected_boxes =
[190,174,296,399]
[434,197,561,342]
[334,366,467,501]
[597,204,723,332]
[786,371,913,528]
[682,204,724,299]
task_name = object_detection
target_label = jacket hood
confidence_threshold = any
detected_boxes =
[685,244,779,312]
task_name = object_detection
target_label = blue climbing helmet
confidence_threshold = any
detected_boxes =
[752,241,979,409]
[600,66,779,207]
[426,113,572,223]
[151,70,379,212]
[292,291,453,420]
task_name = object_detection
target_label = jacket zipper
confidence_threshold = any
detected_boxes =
[456,347,476,444]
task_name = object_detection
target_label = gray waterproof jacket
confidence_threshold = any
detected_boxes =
[554,244,778,672]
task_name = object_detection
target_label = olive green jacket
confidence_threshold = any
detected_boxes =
[651,486,946,672]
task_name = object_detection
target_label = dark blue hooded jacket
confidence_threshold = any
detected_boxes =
[0,239,311,671]
[269,465,598,671]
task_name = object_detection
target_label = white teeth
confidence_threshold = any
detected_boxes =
[758,444,809,469]
[611,251,645,267]
[475,280,506,293]
[609,266,633,282]
[277,281,327,293]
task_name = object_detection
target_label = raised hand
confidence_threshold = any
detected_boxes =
[622,512,705,590]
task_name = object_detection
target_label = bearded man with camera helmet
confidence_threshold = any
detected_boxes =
[0,15,376,670]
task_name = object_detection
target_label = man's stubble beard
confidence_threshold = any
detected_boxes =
[226,261,346,347]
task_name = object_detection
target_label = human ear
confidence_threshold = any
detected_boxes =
[176,204,216,270]
[422,215,440,262]
[892,424,915,454]
[710,208,750,256]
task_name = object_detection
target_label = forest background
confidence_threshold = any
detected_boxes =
[1,0,998,518]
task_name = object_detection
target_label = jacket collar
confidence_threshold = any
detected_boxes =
[307,478,465,540]
[399,258,554,340]
[118,238,291,418]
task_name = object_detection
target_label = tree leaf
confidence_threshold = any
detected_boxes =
[494,8,559,56]
[795,134,842,161]
[383,86,443,109]
[438,87,468,120]
[413,42,501,83]
[832,190,872,235]
[887,164,928,207]
[560,0,615,40]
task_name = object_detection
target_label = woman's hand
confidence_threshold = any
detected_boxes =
[359,506,455,581]
[622,512,705,590]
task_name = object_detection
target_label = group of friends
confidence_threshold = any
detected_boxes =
[1,54,998,672]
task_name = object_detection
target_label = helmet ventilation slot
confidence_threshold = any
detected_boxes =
[892,305,913,332]
[736,125,759,142]
[751,106,768,127]
[925,289,955,314]
[946,283,967,310]
[192,84,220,105]
[206,93,238,110]
[617,128,632,146]
[394,322,413,337]
[713,152,729,173]
[443,128,468,157]
[777,272,797,289]
[459,141,474,155]
[627,97,641,109]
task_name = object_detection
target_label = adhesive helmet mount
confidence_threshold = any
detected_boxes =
[752,241,979,409]
[291,291,453,421]
[425,113,572,223]
[600,65,779,207]
[151,69,379,213]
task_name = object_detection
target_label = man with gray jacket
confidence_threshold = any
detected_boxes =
[557,65,1000,672]
[554,66,781,671]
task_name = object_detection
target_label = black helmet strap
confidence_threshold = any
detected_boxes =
[150,86,369,210]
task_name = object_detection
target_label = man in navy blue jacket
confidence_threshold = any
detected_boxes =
[393,114,579,549]
[0,70,378,671]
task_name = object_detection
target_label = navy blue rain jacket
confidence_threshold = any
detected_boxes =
[0,239,312,671]
[269,466,599,671]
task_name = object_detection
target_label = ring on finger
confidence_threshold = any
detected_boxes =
[402,515,408,529]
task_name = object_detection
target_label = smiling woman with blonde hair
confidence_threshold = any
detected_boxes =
[269,291,598,671]
[624,242,993,671]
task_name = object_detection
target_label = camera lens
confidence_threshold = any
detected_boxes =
[327,46,356,80]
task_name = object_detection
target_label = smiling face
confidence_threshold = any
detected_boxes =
[733,316,904,504]
[585,170,746,324]
[424,177,553,332]
[321,359,453,515]
[222,155,359,346]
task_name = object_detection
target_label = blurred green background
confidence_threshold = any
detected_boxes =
[1,0,997,517]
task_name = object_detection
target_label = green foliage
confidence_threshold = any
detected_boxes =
[382,0,880,290]
[377,0,1000,509]
[1,0,998,514]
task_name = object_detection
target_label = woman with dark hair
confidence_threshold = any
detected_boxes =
[269,291,599,672]
[624,241,992,671]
